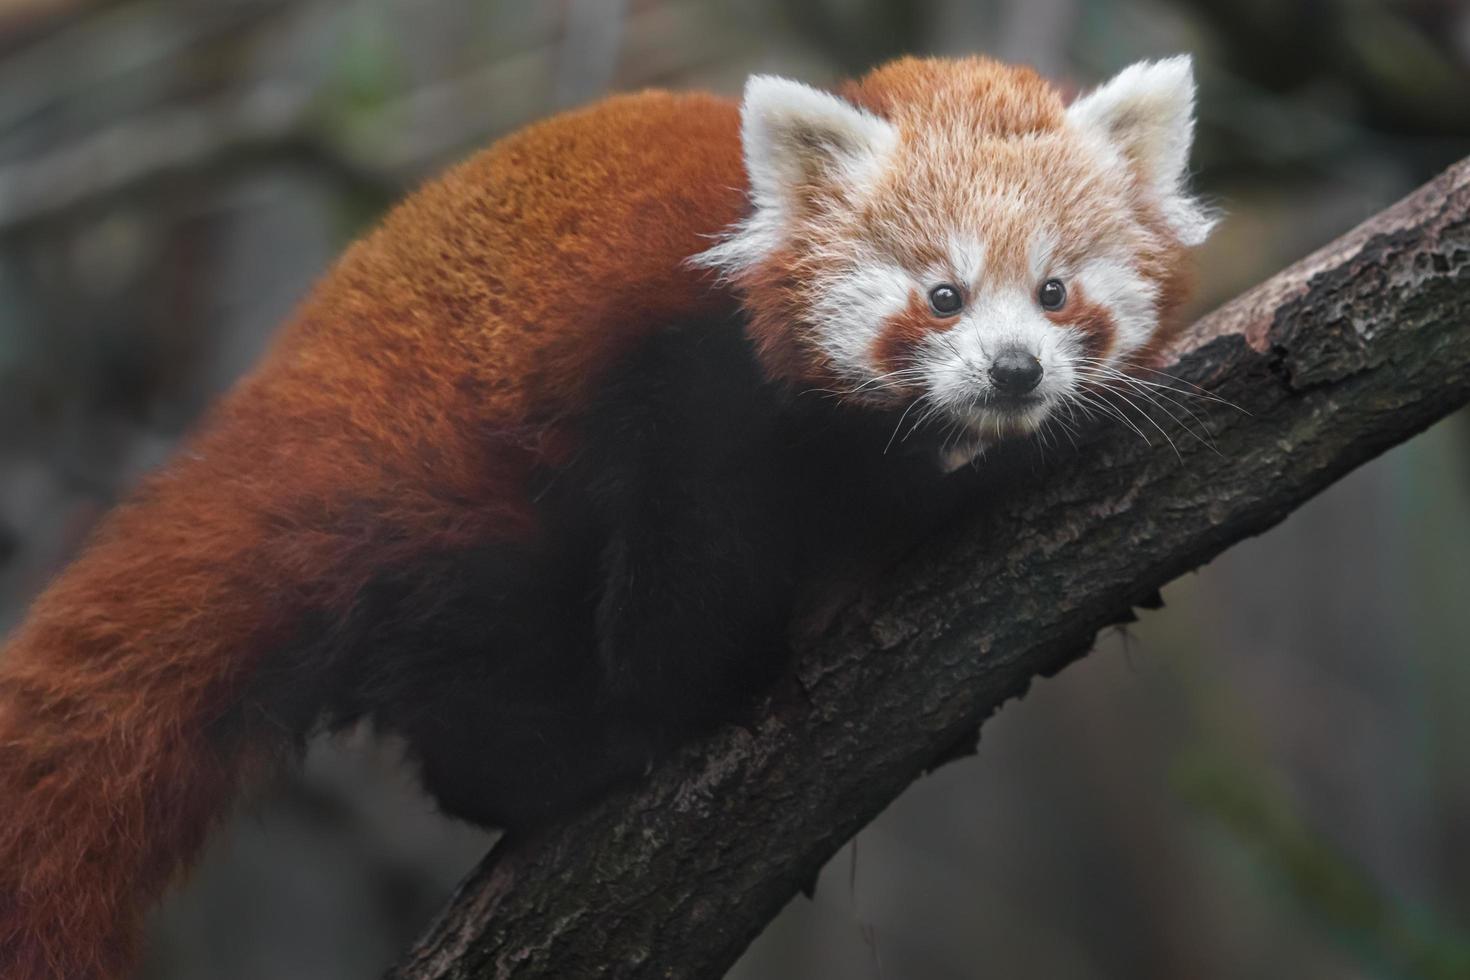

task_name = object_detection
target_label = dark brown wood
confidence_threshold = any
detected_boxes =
[388,157,1470,980]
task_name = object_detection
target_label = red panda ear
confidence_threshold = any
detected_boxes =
[739,74,898,213]
[1066,55,1216,246]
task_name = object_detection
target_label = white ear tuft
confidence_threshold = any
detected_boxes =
[1067,56,1215,245]
[740,75,898,211]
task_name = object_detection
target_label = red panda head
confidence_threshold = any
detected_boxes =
[696,55,1215,450]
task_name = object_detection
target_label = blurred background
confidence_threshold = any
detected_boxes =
[1,0,1468,977]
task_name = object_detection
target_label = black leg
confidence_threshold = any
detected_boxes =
[594,473,800,739]
[339,546,649,833]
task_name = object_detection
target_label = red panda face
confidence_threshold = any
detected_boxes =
[698,56,1214,458]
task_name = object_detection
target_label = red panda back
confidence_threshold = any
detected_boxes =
[0,89,744,980]
[268,90,747,432]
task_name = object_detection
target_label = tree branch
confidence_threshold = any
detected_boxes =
[388,157,1470,980]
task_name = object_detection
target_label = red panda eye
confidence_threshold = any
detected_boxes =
[928,284,963,317]
[1039,279,1067,311]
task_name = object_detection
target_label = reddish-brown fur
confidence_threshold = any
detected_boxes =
[732,57,1193,401]
[1048,286,1119,360]
[871,286,1121,379]
[0,58,1201,980]
[0,90,745,980]
[841,56,1064,137]
[872,291,956,375]
[730,243,823,385]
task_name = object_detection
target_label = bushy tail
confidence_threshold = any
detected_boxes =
[0,360,523,978]
[0,460,294,979]
[0,637,271,978]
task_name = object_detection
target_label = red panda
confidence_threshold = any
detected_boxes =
[0,55,1212,978]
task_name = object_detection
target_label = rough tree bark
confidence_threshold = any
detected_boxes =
[388,157,1470,980]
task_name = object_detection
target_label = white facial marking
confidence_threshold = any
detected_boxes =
[812,257,912,382]
[1027,229,1061,284]
[690,64,1209,451]
[946,235,986,288]
[915,289,1082,435]
[1077,258,1159,358]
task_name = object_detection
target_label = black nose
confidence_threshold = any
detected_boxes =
[989,349,1043,395]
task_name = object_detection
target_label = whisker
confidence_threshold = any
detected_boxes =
[883,397,924,455]
[1047,409,1082,451]
[1081,356,1249,414]
[1034,417,1054,461]
[802,366,932,402]
[1100,372,1220,454]
[1072,389,1151,446]
[939,417,972,463]
[901,397,948,445]
[1074,367,1220,454]
[1092,381,1183,461]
